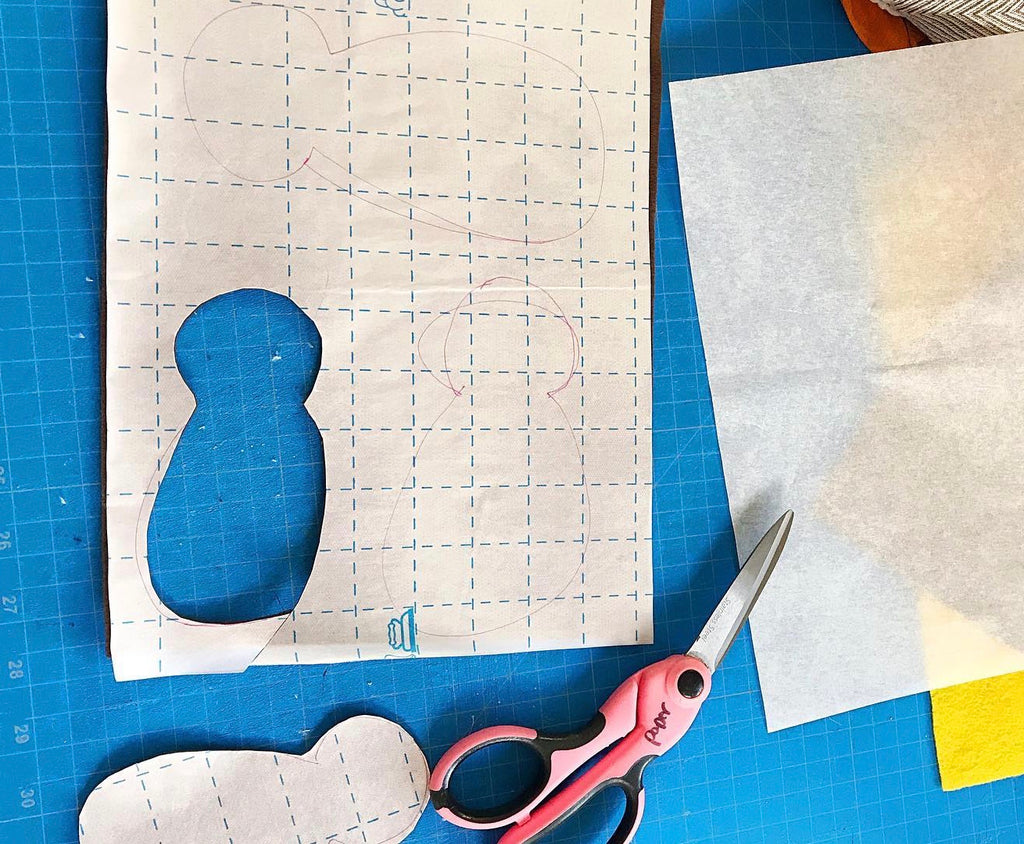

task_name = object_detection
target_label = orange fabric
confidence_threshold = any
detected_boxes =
[840,0,929,51]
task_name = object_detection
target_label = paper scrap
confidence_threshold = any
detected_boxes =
[932,673,1024,791]
[105,0,654,679]
[79,715,428,843]
[670,32,1024,731]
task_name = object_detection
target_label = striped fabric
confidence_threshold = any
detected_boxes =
[873,0,1023,40]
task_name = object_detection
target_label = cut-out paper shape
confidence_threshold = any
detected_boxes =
[105,0,654,679]
[79,716,428,843]
[148,288,324,623]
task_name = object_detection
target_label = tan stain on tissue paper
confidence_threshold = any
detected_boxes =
[868,104,1022,356]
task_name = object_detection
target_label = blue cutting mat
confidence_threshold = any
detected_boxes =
[2,0,1023,842]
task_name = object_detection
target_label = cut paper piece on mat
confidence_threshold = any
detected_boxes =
[932,672,1024,791]
[670,31,1024,731]
[78,715,428,843]
[105,0,655,679]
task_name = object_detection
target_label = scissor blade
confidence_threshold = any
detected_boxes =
[687,510,793,672]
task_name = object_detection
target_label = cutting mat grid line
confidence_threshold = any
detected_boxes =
[0,0,1022,842]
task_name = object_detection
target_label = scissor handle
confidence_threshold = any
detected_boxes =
[432,655,711,841]
[496,738,653,844]
[497,654,712,844]
[429,714,611,830]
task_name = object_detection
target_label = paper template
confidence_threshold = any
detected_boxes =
[106,1,654,679]
[670,33,1024,730]
[79,715,428,843]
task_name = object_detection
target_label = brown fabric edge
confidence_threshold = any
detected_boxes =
[650,0,666,290]
[101,31,111,657]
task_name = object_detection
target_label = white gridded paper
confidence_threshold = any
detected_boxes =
[105,0,654,679]
[79,716,429,843]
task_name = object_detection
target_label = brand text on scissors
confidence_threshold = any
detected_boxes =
[643,703,672,747]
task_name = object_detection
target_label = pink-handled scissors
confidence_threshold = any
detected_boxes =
[429,511,794,844]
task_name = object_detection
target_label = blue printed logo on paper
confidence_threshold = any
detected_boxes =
[388,607,418,654]
[375,0,410,18]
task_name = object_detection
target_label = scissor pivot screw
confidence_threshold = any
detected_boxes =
[677,669,704,699]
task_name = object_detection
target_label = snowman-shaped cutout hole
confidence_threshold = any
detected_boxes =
[148,289,325,623]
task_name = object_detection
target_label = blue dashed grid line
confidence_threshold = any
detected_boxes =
[1,1,1024,843]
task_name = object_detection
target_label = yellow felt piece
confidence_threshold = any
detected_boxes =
[932,672,1024,791]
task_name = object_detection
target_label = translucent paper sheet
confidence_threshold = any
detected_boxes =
[79,716,428,843]
[670,33,1024,730]
[106,0,654,679]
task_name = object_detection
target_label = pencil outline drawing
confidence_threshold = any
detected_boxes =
[378,276,591,639]
[182,3,607,244]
